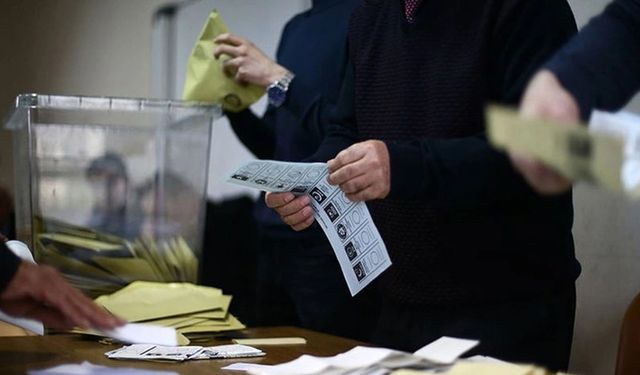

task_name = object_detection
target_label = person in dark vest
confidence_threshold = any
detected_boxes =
[212,0,377,341]
[266,0,581,371]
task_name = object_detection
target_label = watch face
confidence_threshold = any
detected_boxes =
[268,85,286,107]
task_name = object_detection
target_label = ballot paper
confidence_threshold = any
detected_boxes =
[487,105,625,193]
[223,337,478,375]
[413,337,479,365]
[29,361,179,375]
[97,323,177,346]
[106,343,264,362]
[589,110,640,197]
[227,160,392,296]
[391,361,555,375]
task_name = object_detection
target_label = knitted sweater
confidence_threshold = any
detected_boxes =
[312,0,582,306]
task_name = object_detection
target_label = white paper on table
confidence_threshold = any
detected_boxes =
[248,355,330,375]
[590,110,640,195]
[107,343,264,362]
[0,240,45,335]
[413,336,479,365]
[98,323,177,346]
[222,363,272,372]
[227,160,392,296]
[28,361,179,375]
[105,344,202,361]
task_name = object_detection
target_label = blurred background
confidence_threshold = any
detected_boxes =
[1,1,639,374]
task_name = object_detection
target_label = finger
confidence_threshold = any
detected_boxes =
[213,44,243,59]
[339,174,373,194]
[329,159,368,186]
[265,192,295,209]
[213,33,246,46]
[328,145,367,173]
[276,195,311,217]
[222,57,243,77]
[281,204,314,228]
[291,216,315,232]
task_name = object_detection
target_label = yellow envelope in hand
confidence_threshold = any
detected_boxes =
[182,10,264,112]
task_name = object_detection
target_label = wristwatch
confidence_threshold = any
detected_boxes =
[267,71,295,108]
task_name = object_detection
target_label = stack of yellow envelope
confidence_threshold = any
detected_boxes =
[94,281,245,345]
[34,217,198,298]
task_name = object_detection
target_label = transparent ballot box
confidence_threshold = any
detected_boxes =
[6,94,220,297]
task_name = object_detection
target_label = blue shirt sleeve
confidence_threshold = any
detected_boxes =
[545,0,640,120]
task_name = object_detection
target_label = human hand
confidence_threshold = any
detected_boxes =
[214,33,289,87]
[327,140,391,201]
[510,70,580,195]
[0,261,126,331]
[265,192,315,231]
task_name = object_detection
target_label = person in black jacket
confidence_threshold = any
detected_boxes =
[211,0,376,340]
[266,0,581,370]
[509,0,640,194]
[0,242,124,330]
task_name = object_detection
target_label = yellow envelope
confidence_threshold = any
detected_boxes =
[96,281,224,322]
[182,10,264,112]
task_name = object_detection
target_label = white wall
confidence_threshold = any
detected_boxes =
[0,0,173,194]
[566,1,640,374]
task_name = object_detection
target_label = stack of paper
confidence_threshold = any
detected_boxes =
[82,281,244,345]
[34,217,198,298]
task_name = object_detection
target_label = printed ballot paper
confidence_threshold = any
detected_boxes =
[106,343,264,362]
[227,160,391,296]
[227,160,392,296]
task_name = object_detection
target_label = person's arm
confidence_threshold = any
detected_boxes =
[0,242,125,330]
[329,0,578,207]
[545,0,640,120]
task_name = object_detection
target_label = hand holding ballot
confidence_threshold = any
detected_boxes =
[508,70,580,195]
[0,260,125,331]
[214,33,289,88]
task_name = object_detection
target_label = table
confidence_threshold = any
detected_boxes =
[0,326,365,374]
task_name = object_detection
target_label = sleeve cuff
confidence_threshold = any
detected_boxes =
[0,244,22,293]
[385,141,429,199]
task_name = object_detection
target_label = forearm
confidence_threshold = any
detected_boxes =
[545,0,640,119]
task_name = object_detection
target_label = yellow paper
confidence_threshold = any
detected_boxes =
[392,362,549,375]
[95,281,223,322]
[182,10,264,112]
[486,105,625,192]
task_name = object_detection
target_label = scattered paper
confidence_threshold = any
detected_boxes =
[28,361,178,375]
[227,160,392,295]
[413,337,479,365]
[106,343,264,362]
